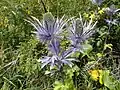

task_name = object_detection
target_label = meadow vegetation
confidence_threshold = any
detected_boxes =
[0,0,120,90]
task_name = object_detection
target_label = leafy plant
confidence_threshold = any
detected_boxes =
[1,0,120,89]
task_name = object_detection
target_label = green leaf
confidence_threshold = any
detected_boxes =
[45,70,51,75]
[104,44,113,51]
[54,81,65,90]
[102,70,115,89]
[82,43,92,53]
[1,82,10,90]
[3,77,16,87]
[97,53,104,58]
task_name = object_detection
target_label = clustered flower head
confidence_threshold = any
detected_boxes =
[68,14,97,52]
[91,0,104,6]
[41,39,76,70]
[105,5,120,25]
[90,0,120,26]
[26,12,97,70]
[26,12,69,43]
[105,5,120,16]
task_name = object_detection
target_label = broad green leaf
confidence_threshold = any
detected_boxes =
[102,70,115,89]
[82,43,92,53]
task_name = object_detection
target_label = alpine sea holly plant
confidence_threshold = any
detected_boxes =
[105,4,120,26]
[41,39,76,70]
[105,4,120,16]
[91,0,104,6]
[68,15,97,52]
[26,12,69,43]
[26,12,97,71]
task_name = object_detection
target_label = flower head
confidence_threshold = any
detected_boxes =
[91,0,104,6]
[105,5,120,16]
[26,12,69,43]
[105,19,118,25]
[40,39,76,70]
[68,15,97,52]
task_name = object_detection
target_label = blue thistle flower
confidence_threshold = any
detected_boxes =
[26,12,69,43]
[68,15,97,52]
[91,0,104,6]
[40,39,76,70]
[105,5,120,16]
[105,19,118,25]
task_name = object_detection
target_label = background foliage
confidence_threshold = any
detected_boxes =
[0,0,120,90]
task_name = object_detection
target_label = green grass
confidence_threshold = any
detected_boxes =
[0,0,120,90]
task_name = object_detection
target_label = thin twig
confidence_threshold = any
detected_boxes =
[40,0,47,13]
